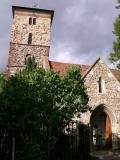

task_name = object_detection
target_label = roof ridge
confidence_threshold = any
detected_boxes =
[49,60,120,71]
[49,59,120,80]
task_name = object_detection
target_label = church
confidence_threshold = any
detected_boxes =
[6,6,120,151]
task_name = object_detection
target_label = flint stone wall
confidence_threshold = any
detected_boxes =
[7,9,52,77]
[80,59,120,149]
[8,43,49,66]
[11,10,51,46]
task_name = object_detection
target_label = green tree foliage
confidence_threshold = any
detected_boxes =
[25,56,37,72]
[0,67,89,160]
[116,0,120,9]
[109,0,120,68]
[0,72,6,93]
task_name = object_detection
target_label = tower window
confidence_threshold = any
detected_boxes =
[28,33,32,44]
[29,17,32,25]
[25,55,37,71]
[29,17,36,25]
[25,54,31,65]
[33,18,36,25]
[98,77,102,93]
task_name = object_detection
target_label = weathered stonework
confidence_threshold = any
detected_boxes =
[6,6,120,151]
[11,13,51,46]
[80,58,120,150]
[8,43,49,66]
[7,6,54,77]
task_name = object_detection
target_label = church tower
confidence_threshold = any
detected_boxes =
[6,6,54,78]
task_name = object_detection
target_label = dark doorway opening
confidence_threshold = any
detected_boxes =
[90,107,112,150]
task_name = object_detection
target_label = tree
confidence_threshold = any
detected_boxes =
[0,72,6,93]
[109,0,120,68]
[25,56,37,72]
[116,0,120,9]
[0,67,89,160]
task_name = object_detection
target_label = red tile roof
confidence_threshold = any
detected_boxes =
[49,61,89,76]
[111,69,120,81]
[49,61,120,81]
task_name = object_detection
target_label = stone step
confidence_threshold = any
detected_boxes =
[90,150,120,160]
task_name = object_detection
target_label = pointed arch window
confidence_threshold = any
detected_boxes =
[28,33,32,45]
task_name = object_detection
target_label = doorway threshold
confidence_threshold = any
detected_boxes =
[90,150,120,160]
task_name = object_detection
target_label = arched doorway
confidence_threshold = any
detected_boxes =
[90,106,112,150]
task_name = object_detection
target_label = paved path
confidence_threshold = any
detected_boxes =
[90,150,120,160]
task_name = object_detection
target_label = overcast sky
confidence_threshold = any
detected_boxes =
[0,0,118,70]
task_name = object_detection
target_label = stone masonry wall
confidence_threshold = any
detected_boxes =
[8,43,49,67]
[85,59,120,123]
[80,59,120,149]
[7,8,52,77]
[11,10,51,46]
[6,66,24,78]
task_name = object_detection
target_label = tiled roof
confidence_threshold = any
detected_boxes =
[111,69,120,81]
[49,61,89,76]
[49,61,120,81]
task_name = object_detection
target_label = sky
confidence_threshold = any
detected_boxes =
[0,0,118,70]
